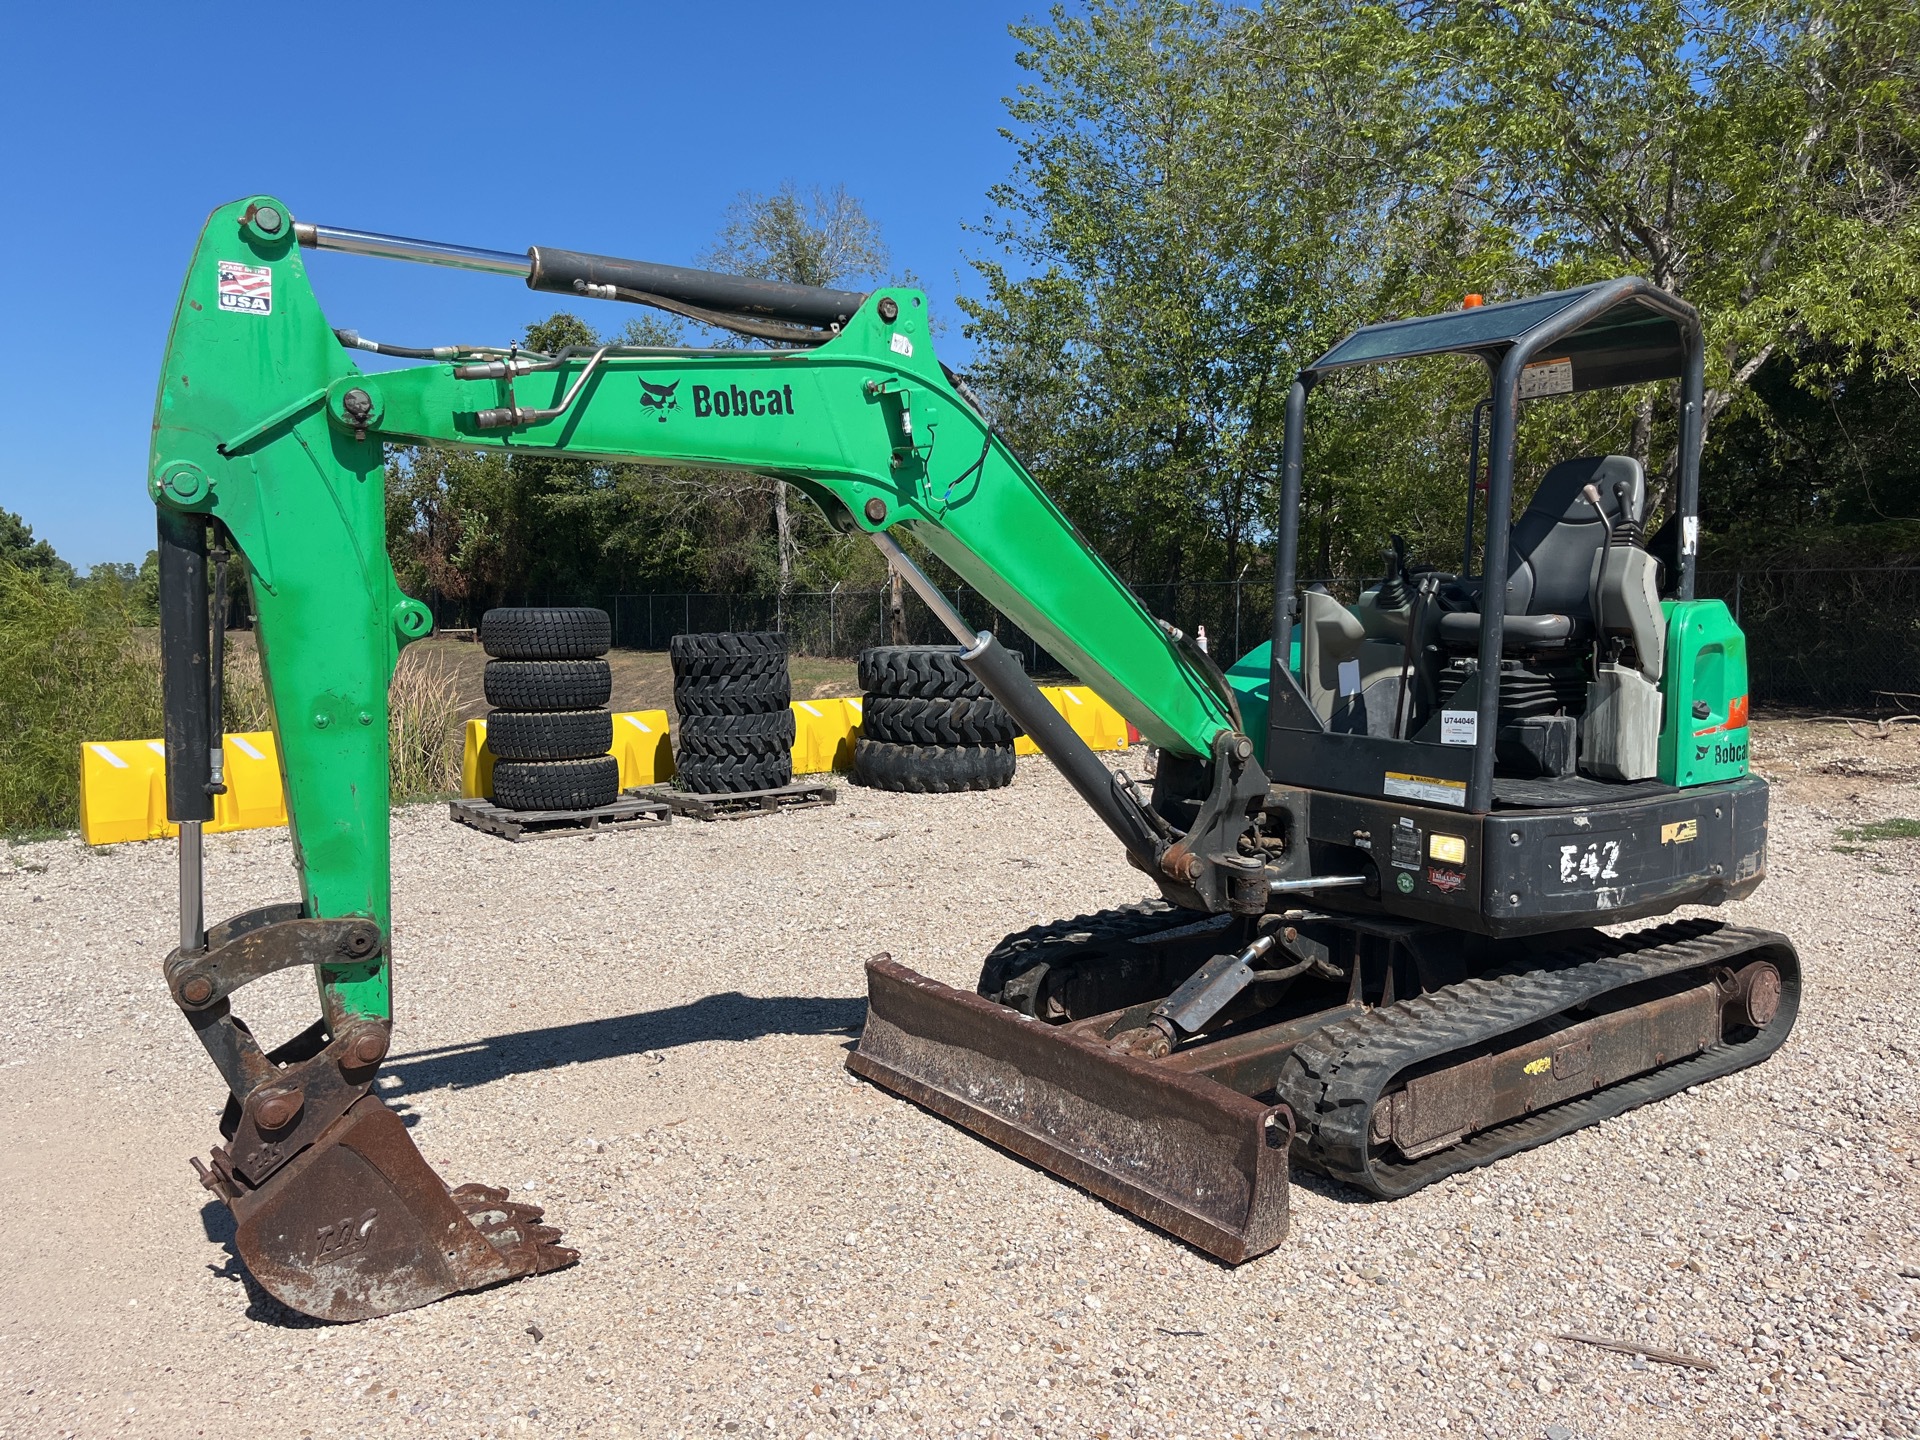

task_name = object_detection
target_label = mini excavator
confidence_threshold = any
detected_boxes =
[151,196,1796,1320]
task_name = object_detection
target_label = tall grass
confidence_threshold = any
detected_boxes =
[0,561,466,831]
[0,566,164,831]
[388,649,464,801]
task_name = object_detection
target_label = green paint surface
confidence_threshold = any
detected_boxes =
[151,197,1240,1020]
[1657,599,1752,787]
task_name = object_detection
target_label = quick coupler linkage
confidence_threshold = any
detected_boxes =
[164,904,392,1200]
[164,906,577,1323]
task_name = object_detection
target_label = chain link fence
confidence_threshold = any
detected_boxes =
[1696,567,1920,710]
[602,579,1300,675]
[440,567,1918,710]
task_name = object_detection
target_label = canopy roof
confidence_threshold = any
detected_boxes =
[1308,278,1697,393]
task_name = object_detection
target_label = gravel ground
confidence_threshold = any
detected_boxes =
[1,749,1916,1440]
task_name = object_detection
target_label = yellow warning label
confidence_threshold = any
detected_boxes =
[1523,1057,1552,1076]
[1661,819,1699,845]
[1383,772,1467,808]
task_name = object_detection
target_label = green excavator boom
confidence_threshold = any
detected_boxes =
[148,196,1259,1320]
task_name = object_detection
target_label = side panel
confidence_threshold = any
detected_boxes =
[1268,776,1769,937]
[1658,599,1752,787]
[1480,777,1768,933]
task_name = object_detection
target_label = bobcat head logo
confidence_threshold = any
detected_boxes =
[638,377,679,420]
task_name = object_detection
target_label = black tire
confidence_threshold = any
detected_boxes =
[674,708,796,759]
[483,660,612,712]
[491,756,620,811]
[852,739,1016,793]
[669,631,787,661]
[674,671,792,716]
[860,694,1019,746]
[486,710,613,762]
[670,632,790,685]
[674,750,792,794]
[481,607,611,660]
[858,645,1022,700]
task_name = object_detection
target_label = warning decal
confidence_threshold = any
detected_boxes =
[1518,356,1573,399]
[1384,771,1467,808]
[217,261,272,315]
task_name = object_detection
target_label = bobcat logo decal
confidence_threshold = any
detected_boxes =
[638,377,680,420]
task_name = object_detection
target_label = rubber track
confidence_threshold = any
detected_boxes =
[1276,919,1800,1198]
[975,900,1178,1006]
[861,694,1019,746]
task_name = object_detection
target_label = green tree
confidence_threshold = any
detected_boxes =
[961,0,1450,587]
[0,565,162,831]
[1406,0,1920,511]
[0,509,74,584]
[962,0,1920,592]
[700,183,897,596]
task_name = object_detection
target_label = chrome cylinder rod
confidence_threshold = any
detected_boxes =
[293,223,530,278]
[179,820,205,953]
[870,532,977,648]
[1269,874,1369,894]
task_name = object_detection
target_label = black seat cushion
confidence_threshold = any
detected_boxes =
[1438,611,1577,648]
[1439,454,1645,652]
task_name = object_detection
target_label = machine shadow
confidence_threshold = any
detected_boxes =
[379,992,868,1095]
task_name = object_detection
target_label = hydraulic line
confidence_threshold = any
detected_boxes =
[459,346,613,430]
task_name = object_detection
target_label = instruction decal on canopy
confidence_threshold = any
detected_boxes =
[1519,356,1573,399]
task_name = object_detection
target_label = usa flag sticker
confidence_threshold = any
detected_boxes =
[217,260,272,315]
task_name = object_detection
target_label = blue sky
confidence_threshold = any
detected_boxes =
[0,3,1038,569]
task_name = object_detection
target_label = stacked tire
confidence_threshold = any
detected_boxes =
[671,632,793,793]
[854,646,1019,792]
[480,608,618,811]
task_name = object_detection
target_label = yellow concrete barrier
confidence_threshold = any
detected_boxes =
[792,697,862,775]
[1014,686,1132,756]
[461,709,676,799]
[459,718,492,800]
[610,710,675,788]
[80,732,288,845]
[85,685,1134,842]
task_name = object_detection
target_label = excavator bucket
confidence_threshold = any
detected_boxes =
[206,1094,576,1323]
[850,958,1293,1262]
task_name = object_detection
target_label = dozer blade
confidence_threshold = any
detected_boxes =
[850,957,1292,1263]
[218,1095,577,1322]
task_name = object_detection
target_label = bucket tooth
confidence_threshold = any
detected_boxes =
[220,1095,576,1322]
[850,956,1292,1263]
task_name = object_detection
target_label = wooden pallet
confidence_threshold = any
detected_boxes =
[448,794,671,842]
[634,779,838,821]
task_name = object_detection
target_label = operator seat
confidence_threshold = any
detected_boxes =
[1437,455,1646,652]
